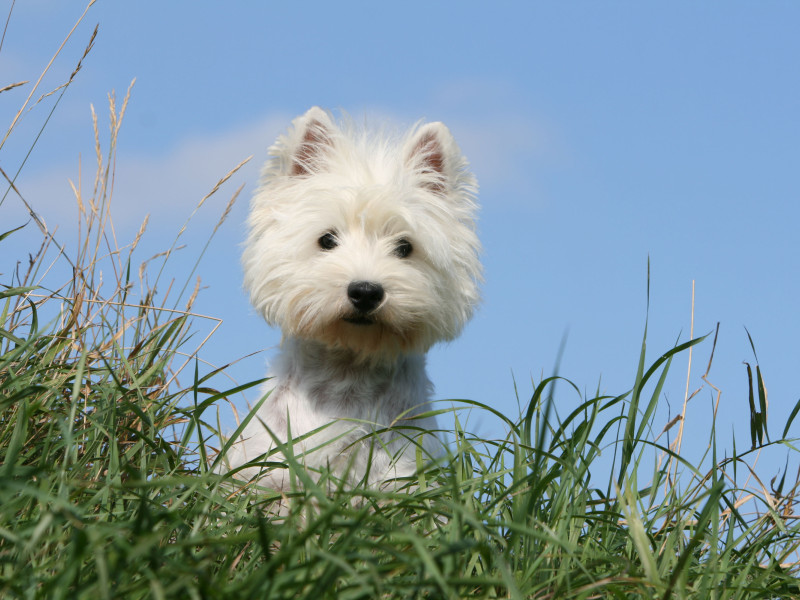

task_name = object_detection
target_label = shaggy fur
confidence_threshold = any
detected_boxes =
[222,107,481,488]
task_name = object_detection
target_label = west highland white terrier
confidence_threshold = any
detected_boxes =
[222,106,481,490]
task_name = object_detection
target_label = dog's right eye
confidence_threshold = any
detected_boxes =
[318,232,338,251]
[393,238,413,258]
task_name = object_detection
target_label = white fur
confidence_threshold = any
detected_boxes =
[221,107,481,489]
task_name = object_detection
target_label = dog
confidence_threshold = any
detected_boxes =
[221,107,481,490]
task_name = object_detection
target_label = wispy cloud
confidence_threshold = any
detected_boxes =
[10,100,556,244]
[12,112,291,235]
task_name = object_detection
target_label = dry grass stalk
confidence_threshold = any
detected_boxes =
[0,1,96,150]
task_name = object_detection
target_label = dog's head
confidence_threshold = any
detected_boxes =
[243,107,481,362]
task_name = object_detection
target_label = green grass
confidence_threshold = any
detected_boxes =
[2,13,799,597]
[2,225,799,599]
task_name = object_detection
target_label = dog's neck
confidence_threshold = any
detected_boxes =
[281,337,419,378]
[274,337,429,409]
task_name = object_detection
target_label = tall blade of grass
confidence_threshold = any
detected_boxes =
[782,398,800,440]
[617,334,707,489]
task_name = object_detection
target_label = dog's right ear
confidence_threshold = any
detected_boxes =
[288,107,335,176]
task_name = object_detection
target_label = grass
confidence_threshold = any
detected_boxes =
[2,9,799,598]
[2,223,799,600]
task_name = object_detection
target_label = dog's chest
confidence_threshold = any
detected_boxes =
[308,376,391,412]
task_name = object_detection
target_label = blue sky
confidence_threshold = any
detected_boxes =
[2,2,798,469]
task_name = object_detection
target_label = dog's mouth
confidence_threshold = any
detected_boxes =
[343,315,376,326]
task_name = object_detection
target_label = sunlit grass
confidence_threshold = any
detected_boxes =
[3,216,799,598]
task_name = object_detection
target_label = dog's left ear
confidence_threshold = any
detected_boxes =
[406,122,458,195]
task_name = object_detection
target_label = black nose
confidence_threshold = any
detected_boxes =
[347,281,384,313]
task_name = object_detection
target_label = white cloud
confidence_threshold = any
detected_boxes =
[452,115,556,186]
[11,112,292,236]
[425,78,567,204]
[8,102,557,246]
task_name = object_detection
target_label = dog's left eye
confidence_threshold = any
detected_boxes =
[318,232,339,250]
[394,238,413,258]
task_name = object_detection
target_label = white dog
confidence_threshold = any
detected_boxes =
[222,107,481,490]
